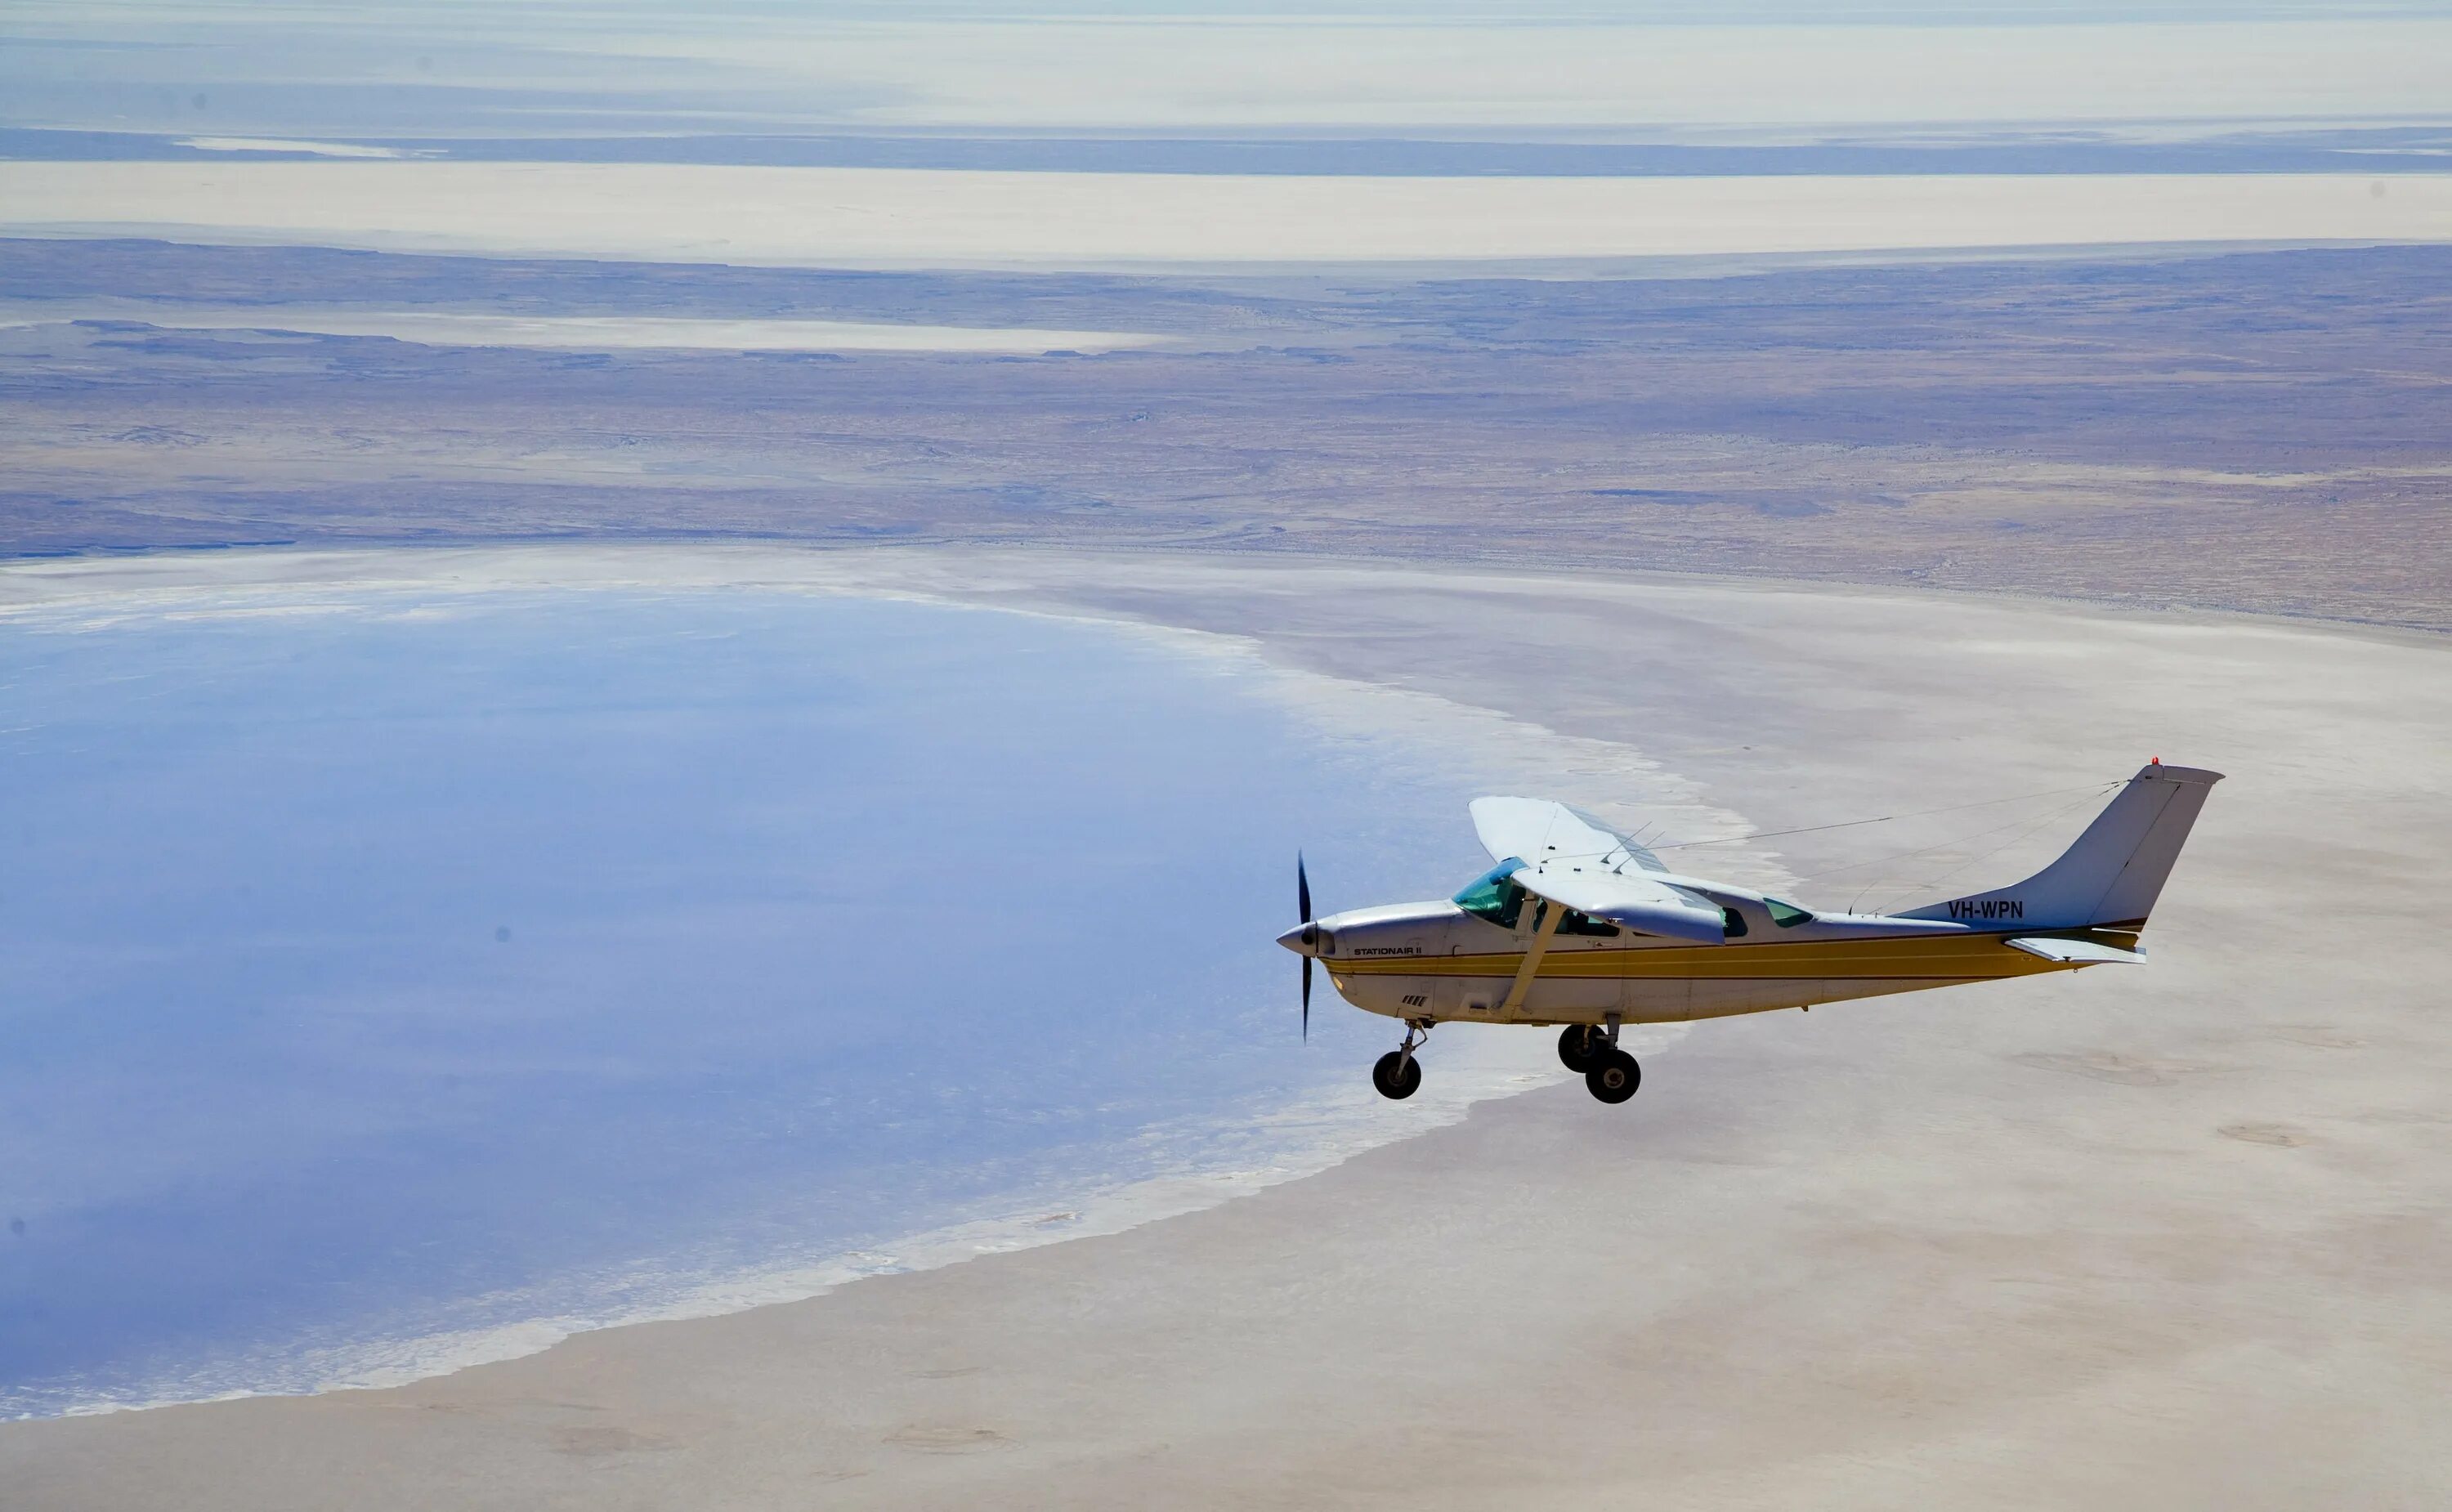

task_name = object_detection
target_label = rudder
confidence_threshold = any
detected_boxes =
[1903,763,2223,931]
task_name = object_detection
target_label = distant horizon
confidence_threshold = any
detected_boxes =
[9,121,2452,183]
[7,7,2451,141]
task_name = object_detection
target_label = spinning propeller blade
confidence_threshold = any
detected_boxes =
[1298,853,1313,1041]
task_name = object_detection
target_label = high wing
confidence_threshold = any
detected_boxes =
[1469,797,1728,945]
[1469,795,1670,875]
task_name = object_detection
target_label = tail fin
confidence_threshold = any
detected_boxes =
[1903,763,2223,931]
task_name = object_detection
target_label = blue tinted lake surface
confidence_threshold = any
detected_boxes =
[0,582,1568,1417]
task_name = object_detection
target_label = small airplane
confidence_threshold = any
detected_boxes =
[1277,761,2221,1104]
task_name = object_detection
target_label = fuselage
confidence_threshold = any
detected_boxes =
[1305,895,2114,1027]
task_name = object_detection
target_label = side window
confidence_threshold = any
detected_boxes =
[1558,909,1621,937]
[1720,906,1749,938]
[1766,897,1814,928]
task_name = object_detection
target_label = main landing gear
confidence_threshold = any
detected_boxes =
[1371,1019,1639,1106]
[1371,1021,1429,1101]
[1558,1020,1640,1105]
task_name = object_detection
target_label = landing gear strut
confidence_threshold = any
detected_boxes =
[1372,1020,1429,1100]
[1578,1014,1640,1105]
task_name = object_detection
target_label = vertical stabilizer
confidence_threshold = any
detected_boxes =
[1902,763,2223,930]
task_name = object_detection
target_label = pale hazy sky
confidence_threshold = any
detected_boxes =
[6,2,2450,137]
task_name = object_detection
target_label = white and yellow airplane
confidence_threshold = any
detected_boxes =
[1277,761,2221,1104]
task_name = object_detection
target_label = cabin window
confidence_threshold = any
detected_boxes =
[1452,863,1528,929]
[1766,897,1814,928]
[1720,906,1749,937]
[1558,909,1621,937]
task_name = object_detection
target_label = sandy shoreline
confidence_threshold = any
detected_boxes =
[7,165,2451,268]
[5,544,2450,1507]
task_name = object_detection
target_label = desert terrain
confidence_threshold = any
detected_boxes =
[5,237,2450,631]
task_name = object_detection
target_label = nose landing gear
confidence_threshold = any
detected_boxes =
[1371,1021,1430,1100]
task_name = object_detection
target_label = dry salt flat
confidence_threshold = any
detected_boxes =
[4,163,2450,268]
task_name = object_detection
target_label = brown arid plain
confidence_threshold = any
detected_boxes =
[3,237,2449,631]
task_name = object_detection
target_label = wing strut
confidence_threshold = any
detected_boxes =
[1498,898,1568,1018]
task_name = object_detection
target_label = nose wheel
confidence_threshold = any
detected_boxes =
[1371,1021,1430,1100]
[1371,1050,1423,1100]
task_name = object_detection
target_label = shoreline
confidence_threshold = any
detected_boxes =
[2,547,1745,1422]
[25,1047,1583,1424]
[8,537,2446,655]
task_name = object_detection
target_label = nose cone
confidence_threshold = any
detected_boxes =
[1275,921,1322,956]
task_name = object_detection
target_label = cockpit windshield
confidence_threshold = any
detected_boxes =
[1452,861,1528,928]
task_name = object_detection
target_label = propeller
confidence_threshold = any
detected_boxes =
[1297,852,1313,1040]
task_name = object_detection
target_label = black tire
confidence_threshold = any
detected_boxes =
[1372,1050,1423,1101]
[1586,1049,1640,1104]
[1557,1024,1602,1074]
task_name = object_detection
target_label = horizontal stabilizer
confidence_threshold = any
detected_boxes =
[2005,936,2147,965]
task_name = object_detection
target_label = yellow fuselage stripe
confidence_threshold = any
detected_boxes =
[1330,933,2065,982]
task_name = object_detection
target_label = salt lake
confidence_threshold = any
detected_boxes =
[0,575,1591,1417]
